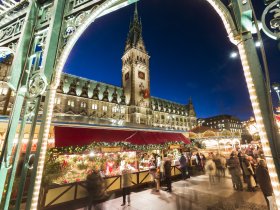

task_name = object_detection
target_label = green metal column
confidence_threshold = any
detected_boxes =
[231,0,280,182]
[239,31,280,180]
[3,99,40,210]
[14,99,41,210]
[0,0,38,205]
[0,93,25,203]
[25,0,67,209]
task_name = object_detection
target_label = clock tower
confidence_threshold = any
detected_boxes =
[121,4,151,124]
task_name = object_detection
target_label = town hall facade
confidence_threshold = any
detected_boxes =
[0,5,196,131]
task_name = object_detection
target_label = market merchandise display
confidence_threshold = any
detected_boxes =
[43,151,137,185]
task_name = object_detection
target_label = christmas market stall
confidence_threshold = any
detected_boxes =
[40,126,190,209]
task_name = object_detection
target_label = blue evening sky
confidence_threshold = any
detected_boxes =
[64,0,280,120]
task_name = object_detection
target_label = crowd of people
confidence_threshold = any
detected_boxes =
[84,146,275,209]
[203,146,275,209]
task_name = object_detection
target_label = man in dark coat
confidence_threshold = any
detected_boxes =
[227,152,243,191]
[164,155,172,192]
[179,153,187,180]
[86,170,107,210]
[256,159,273,208]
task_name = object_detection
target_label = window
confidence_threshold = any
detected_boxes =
[67,100,74,107]
[112,106,119,113]
[102,106,107,111]
[92,104,97,110]
[138,71,145,80]
[125,72,129,80]
[120,106,125,114]
[81,102,87,108]
[55,98,61,105]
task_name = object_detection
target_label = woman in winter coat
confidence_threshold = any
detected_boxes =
[256,159,273,209]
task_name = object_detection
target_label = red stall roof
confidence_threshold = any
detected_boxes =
[54,126,190,148]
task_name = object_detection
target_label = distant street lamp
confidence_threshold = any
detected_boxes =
[255,41,261,47]
[272,83,280,104]
[272,83,280,115]
[230,51,238,58]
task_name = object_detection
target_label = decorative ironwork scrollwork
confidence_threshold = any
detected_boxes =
[262,0,280,40]
[24,100,37,121]
[0,17,25,43]
[63,5,99,45]
[27,73,48,98]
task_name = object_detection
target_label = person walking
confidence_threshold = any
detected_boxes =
[241,155,256,192]
[86,170,107,210]
[205,156,216,186]
[238,151,246,183]
[214,154,223,183]
[227,152,243,191]
[220,154,227,177]
[179,152,188,180]
[159,156,165,185]
[196,153,202,171]
[148,154,157,190]
[164,154,172,192]
[155,166,161,192]
[256,159,274,209]
[201,153,207,172]
[121,163,132,206]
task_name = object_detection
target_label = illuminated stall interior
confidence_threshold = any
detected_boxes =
[45,126,190,185]
[189,126,241,155]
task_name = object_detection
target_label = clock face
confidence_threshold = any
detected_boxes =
[138,71,145,80]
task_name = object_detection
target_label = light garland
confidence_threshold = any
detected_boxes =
[205,1,280,208]
[48,140,193,156]
[237,41,280,208]
[205,0,239,45]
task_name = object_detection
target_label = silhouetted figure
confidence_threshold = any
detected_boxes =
[164,155,172,192]
[121,163,132,206]
[227,152,243,191]
[179,153,187,180]
[256,159,274,209]
[86,170,107,210]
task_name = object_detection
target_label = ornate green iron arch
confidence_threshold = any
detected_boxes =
[0,0,280,209]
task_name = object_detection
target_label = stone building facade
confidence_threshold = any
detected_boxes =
[0,5,196,131]
[199,114,243,134]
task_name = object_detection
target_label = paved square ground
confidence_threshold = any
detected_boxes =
[79,175,267,210]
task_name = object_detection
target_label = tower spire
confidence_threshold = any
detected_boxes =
[124,2,146,52]
[134,2,138,23]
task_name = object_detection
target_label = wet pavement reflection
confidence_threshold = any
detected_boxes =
[79,175,267,210]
